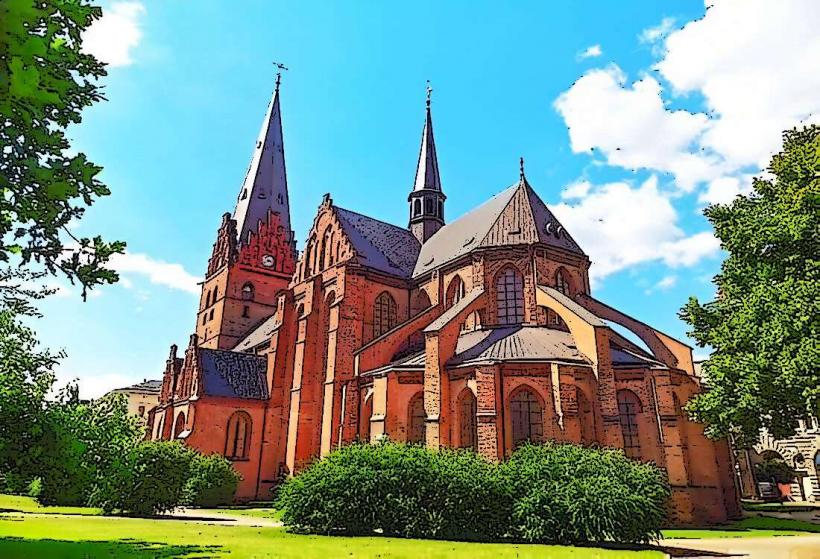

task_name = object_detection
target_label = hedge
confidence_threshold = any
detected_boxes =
[277,441,670,545]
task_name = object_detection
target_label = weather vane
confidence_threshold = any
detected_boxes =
[426,80,433,107]
[273,61,289,90]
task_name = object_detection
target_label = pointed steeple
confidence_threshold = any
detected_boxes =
[233,74,292,245]
[409,81,446,244]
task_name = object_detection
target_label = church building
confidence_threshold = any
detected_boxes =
[149,78,740,525]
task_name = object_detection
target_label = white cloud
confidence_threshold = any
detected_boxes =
[110,252,201,295]
[699,174,754,205]
[556,1,820,205]
[657,0,820,170]
[54,369,141,400]
[561,180,592,200]
[577,44,603,60]
[554,65,723,191]
[82,2,146,67]
[639,17,676,45]
[552,176,719,282]
[645,274,678,294]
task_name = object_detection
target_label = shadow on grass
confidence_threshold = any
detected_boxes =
[0,536,221,558]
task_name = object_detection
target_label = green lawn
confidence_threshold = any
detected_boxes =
[0,513,662,558]
[2,493,820,557]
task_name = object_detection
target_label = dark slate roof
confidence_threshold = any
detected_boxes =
[233,315,278,352]
[199,348,268,400]
[335,207,421,278]
[448,326,590,367]
[120,379,162,393]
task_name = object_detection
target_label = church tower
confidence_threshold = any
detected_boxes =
[196,75,297,350]
[408,84,445,244]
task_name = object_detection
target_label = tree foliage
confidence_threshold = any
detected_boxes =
[0,307,59,492]
[681,125,819,446]
[0,0,124,299]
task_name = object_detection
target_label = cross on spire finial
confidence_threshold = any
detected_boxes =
[426,80,432,108]
[273,61,289,91]
[520,156,525,180]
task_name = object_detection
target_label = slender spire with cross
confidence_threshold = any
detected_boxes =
[408,80,446,243]
[232,62,293,245]
[520,156,525,180]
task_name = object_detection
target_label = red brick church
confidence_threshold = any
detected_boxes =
[149,78,740,524]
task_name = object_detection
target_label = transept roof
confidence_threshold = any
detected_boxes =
[335,207,421,278]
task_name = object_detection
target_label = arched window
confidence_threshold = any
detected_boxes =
[413,199,422,217]
[445,275,465,308]
[425,198,433,214]
[555,268,571,295]
[205,290,212,308]
[576,387,596,445]
[213,285,218,302]
[241,282,255,301]
[225,411,251,460]
[407,392,425,444]
[617,390,642,459]
[173,412,186,439]
[458,389,477,450]
[373,291,397,337]
[495,266,525,325]
[304,240,315,277]
[438,200,443,219]
[411,289,432,315]
[510,387,544,447]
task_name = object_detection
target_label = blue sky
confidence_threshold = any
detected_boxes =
[35,1,820,396]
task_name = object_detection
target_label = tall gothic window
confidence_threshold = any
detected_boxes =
[457,389,477,450]
[555,268,571,295]
[495,266,525,325]
[407,392,425,444]
[173,412,186,439]
[225,411,251,460]
[241,282,255,301]
[445,275,465,308]
[373,291,397,337]
[510,387,543,447]
[617,390,642,459]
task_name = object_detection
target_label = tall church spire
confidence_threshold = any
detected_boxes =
[408,81,446,244]
[233,74,292,245]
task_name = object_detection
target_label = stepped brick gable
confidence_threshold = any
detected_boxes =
[149,83,740,524]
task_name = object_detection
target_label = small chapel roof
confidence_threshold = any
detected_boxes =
[412,176,585,277]
[448,326,590,367]
[335,206,421,278]
[199,348,268,400]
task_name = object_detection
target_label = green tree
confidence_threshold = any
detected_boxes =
[0,0,124,300]
[0,307,59,492]
[38,389,143,506]
[681,125,819,446]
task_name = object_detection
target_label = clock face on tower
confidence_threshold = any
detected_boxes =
[262,254,275,268]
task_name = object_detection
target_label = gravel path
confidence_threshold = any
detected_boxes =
[660,534,820,559]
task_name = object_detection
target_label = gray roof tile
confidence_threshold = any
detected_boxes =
[448,326,590,366]
[199,348,268,400]
[335,207,421,278]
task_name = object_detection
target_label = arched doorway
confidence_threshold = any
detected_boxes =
[510,387,544,448]
[407,392,425,444]
[173,411,186,439]
[457,389,477,450]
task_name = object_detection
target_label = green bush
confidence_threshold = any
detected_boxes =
[755,458,796,485]
[277,441,670,545]
[183,453,240,507]
[499,443,670,544]
[276,441,508,541]
[93,441,194,516]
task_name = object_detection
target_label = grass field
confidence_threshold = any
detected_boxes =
[1,494,819,558]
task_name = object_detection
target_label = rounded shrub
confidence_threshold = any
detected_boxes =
[276,441,508,541]
[93,441,194,516]
[498,443,670,544]
[183,453,240,507]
